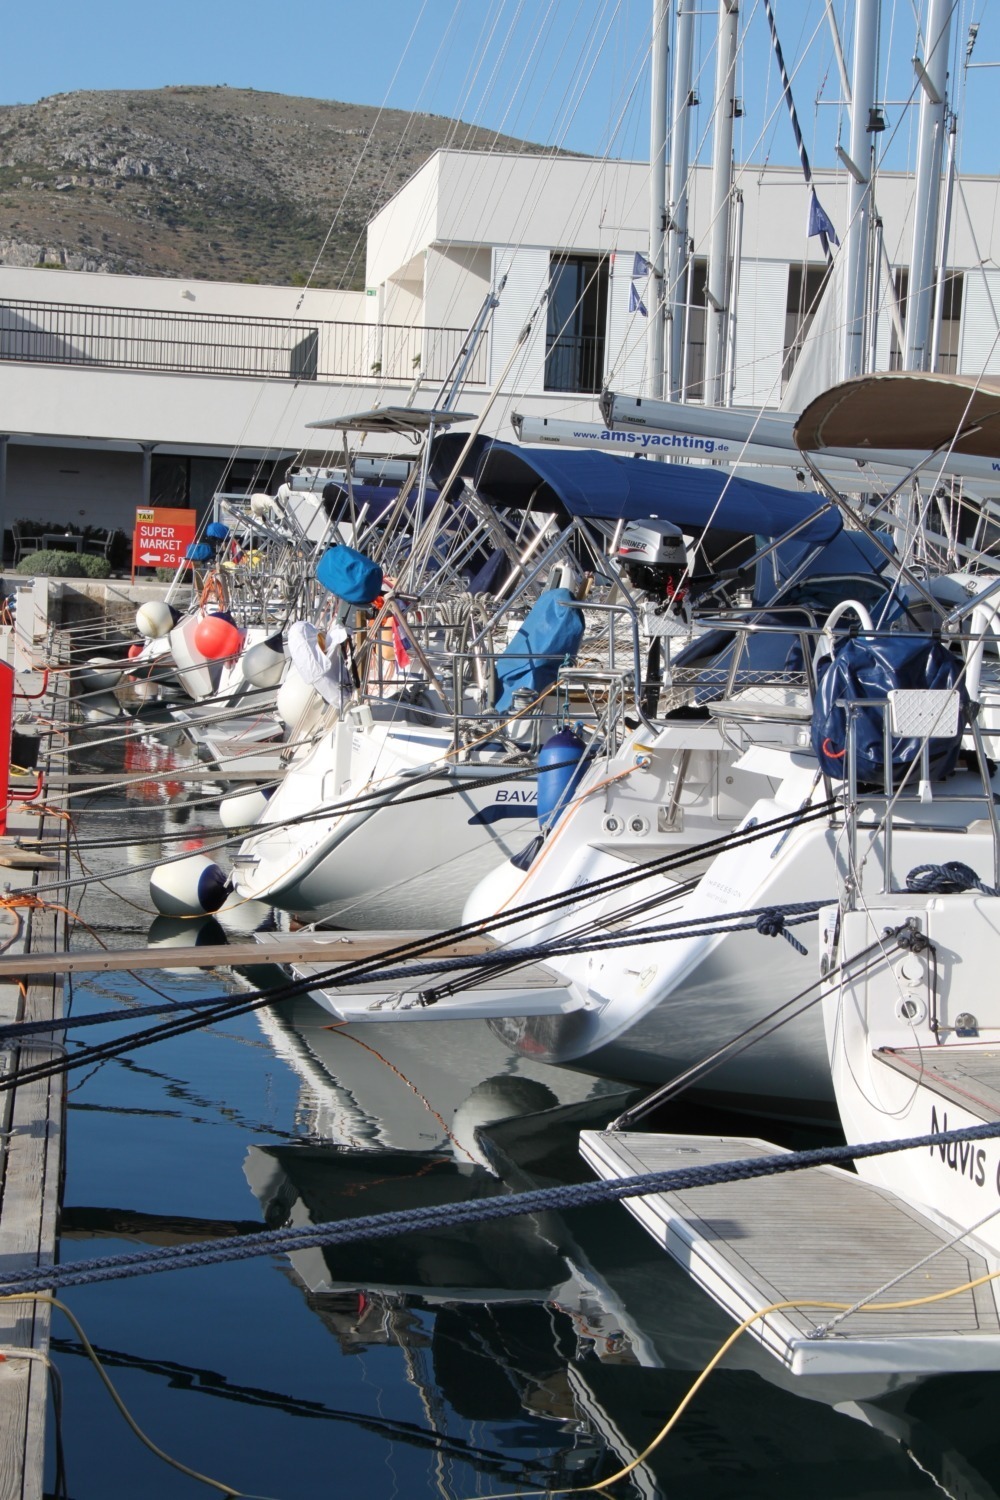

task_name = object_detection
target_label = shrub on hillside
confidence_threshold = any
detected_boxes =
[15,550,86,577]
[78,554,112,579]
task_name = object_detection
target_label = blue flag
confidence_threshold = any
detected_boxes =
[628,282,648,316]
[632,251,652,278]
[808,192,840,246]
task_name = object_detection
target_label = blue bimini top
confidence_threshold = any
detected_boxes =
[428,434,841,545]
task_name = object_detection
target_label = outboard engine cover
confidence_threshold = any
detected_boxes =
[617,520,688,599]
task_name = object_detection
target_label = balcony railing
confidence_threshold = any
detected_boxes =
[544,332,605,394]
[0,298,488,386]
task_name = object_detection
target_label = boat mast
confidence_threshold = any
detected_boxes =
[841,0,880,380]
[704,0,739,407]
[929,111,957,370]
[902,0,954,370]
[648,0,670,401]
[667,0,695,399]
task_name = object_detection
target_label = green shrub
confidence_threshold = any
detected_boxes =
[78,554,112,579]
[15,550,86,577]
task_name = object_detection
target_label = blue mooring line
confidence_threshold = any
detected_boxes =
[4,1117,999,1295]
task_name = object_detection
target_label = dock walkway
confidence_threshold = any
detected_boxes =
[0,627,70,1499]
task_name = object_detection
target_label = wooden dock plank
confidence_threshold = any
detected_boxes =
[0,655,69,1498]
[0,929,496,978]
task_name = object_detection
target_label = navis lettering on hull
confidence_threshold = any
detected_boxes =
[930,1105,989,1189]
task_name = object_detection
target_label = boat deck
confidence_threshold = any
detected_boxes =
[581,1130,1000,1377]
[878,1047,1000,1121]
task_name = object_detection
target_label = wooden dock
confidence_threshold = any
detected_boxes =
[0,636,69,1500]
[0,928,495,979]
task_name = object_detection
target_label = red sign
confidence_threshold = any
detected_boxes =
[132,507,198,570]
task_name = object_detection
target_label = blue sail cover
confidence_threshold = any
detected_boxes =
[428,435,842,544]
[495,588,584,713]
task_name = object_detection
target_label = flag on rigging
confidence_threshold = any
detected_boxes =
[632,251,652,279]
[808,193,840,247]
[628,282,648,316]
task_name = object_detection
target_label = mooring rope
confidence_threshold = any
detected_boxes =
[2,1118,998,1295]
[0,898,827,1044]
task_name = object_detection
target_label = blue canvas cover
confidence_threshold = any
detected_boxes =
[316,545,383,605]
[811,635,966,782]
[428,434,841,544]
[495,589,584,713]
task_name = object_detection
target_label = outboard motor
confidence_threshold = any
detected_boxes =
[616,520,688,601]
[617,520,689,717]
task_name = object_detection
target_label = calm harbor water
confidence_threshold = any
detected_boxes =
[44,706,1000,1497]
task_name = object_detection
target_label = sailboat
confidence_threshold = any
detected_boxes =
[578,367,1000,1392]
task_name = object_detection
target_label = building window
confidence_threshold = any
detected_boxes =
[783,264,830,384]
[545,254,609,393]
[677,257,708,401]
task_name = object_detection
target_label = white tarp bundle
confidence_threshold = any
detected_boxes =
[286,620,351,709]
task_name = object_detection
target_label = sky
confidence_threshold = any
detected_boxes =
[1,0,996,177]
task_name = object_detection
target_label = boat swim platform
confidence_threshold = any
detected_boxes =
[877,1047,1000,1121]
[0,928,499,979]
[0,930,579,1025]
[580,1131,1000,1379]
[284,938,579,1023]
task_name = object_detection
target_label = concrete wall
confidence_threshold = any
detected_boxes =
[370,149,1000,282]
[0,264,365,324]
[6,445,142,533]
[424,245,492,332]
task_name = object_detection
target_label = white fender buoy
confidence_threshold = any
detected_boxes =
[218,785,272,829]
[215,894,272,934]
[147,915,228,973]
[149,853,229,916]
[452,1077,559,1168]
[79,656,124,693]
[275,666,318,729]
[241,635,286,690]
[80,692,122,723]
[135,601,176,639]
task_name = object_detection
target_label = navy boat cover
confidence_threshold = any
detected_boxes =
[811,635,966,782]
[428,434,841,544]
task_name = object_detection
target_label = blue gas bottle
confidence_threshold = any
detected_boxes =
[536,726,587,830]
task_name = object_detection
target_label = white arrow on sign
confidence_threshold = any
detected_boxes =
[140,552,168,564]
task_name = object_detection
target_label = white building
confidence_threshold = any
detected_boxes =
[0,146,997,550]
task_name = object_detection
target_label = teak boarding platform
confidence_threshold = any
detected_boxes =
[274,931,581,1022]
[580,1131,1000,1379]
[877,1047,1000,1122]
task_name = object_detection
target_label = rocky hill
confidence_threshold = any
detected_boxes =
[0,86,551,288]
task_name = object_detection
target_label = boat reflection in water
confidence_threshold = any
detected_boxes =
[243,999,1000,1497]
[251,993,626,1165]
